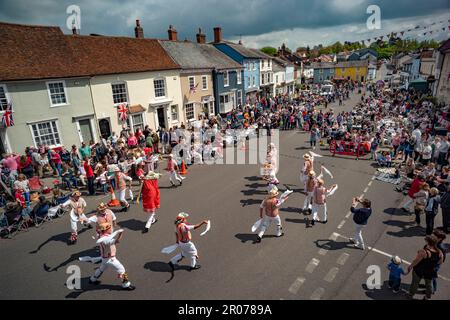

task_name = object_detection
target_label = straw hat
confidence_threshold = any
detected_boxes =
[267,187,280,198]
[175,212,189,225]
[98,222,112,232]
[303,154,311,160]
[392,256,402,265]
[71,190,81,197]
[97,203,108,212]
[308,171,316,177]
[113,167,121,172]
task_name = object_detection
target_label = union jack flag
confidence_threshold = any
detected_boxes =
[2,102,14,128]
[190,83,199,95]
[117,103,129,122]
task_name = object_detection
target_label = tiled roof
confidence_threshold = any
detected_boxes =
[0,22,180,81]
[129,104,146,114]
[222,41,263,59]
[439,38,450,53]
[159,40,242,71]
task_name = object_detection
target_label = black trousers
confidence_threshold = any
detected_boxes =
[87,177,95,196]
[425,211,437,235]
[442,207,450,233]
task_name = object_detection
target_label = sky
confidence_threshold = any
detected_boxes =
[0,0,449,50]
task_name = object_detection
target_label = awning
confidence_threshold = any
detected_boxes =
[129,104,147,114]
[149,98,173,107]
[201,95,215,103]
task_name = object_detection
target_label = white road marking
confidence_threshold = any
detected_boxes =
[318,248,328,256]
[337,253,350,266]
[310,287,325,300]
[368,181,373,187]
[288,277,306,295]
[329,232,339,241]
[363,187,369,193]
[337,220,346,229]
[371,176,376,181]
[324,267,339,283]
[333,233,450,282]
[345,211,352,219]
[305,258,320,273]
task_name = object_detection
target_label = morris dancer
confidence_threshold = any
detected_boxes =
[89,224,136,291]
[110,167,132,212]
[311,179,338,226]
[255,187,290,243]
[63,190,88,245]
[168,213,209,272]
[303,169,323,213]
[167,154,185,187]
[139,171,161,234]
[267,143,279,183]
[300,153,314,191]
[88,202,117,236]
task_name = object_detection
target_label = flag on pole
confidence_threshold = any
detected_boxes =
[2,102,14,128]
[117,103,129,122]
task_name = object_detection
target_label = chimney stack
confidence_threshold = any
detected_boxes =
[196,28,206,44]
[168,25,178,41]
[214,27,222,43]
[135,19,144,39]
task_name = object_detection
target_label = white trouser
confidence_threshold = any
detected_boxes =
[90,257,131,288]
[258,215,283,238]
[145,212,156,229]
[116,189,129,207]
[170,241,198,268]
[303,192,313,210]
[70,214,87,233]
[300,173,307,188]
[312,203,327,221]
[193,152,203,164]
[401,196,414,211]
[170,171,183,184]
[354,224,365,247]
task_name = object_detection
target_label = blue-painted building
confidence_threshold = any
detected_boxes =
[213,42,262,104]
[311,62,335,84]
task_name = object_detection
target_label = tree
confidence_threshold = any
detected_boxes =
[261,47,277,56]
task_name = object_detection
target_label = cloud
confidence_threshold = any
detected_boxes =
[0,0,448,46]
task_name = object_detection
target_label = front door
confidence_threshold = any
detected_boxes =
[99,118,111,139]
[0,129,7,157]
[79,119,94,143]
[157,107,166,129]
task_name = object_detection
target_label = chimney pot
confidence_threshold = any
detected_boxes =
[135,19,144,38]
[168,25,178,41]
[214,27,222,43]
[196,27,206,44]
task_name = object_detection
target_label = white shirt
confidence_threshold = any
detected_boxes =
[422,145,432,160]
[438,140,450,153]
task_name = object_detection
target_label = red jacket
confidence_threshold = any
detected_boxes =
[408,178,423,199]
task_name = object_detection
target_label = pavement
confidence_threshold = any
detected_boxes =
[1,92,449,300]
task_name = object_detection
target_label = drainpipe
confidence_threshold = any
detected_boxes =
[88,77,101,143]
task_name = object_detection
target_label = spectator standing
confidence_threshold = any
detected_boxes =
[387,256,406,293]
[407,235,444,300]
[349,198,372,250]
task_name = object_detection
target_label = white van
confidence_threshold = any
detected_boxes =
[320,84,334,97]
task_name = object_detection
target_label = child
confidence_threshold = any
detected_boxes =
[387,256,406,293]
[95,168,109,195]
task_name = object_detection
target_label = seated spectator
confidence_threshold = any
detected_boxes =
[30,196,51,220]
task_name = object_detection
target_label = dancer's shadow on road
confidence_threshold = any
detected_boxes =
[244,176,260,182]
[118,219,146,232]
[384,207,410,217]
[314,239,353,251]
[43,247,99,272]
[245,183,267,189]
[144,261,191,283]
[362,282,409,300]
[241,189,266,196]
[29,228,90,254]
[235,233,258,244]
[65,277,124,299]
[240,199,262,207]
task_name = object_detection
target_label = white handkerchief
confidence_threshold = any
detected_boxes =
[161,244,179,254]
[322,166,334,179]
[200,220,211,237]
[251,219,262,233]
[279,190,293,204]
[309,151,323,158]
[328,185,339,197]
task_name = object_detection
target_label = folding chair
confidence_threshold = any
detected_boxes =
[34,205,53,227]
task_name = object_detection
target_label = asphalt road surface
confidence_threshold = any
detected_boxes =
[1,92,449,300]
